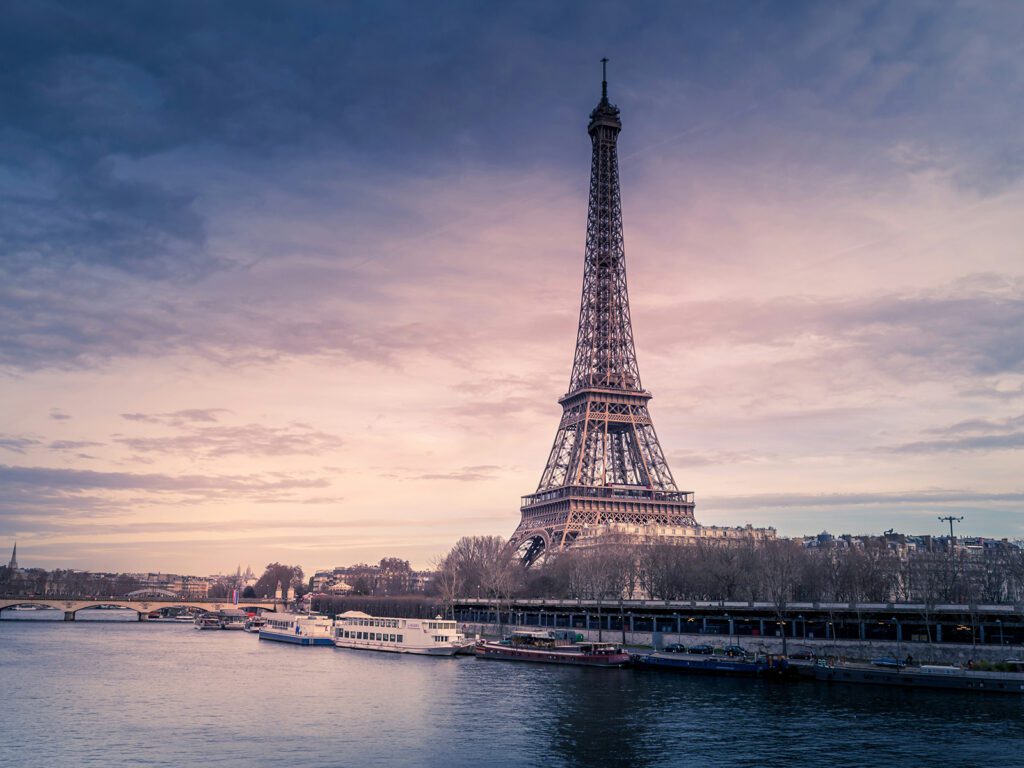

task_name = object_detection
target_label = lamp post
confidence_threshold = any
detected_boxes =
[798,614,805,640]
[619,600,626,645]
[938,515,964,601]
[996,618,1004,646]
[891,617,902,667]
[724,612,731,645]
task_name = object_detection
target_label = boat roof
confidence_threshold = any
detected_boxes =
[338,610,373,618]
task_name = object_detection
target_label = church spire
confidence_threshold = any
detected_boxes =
[8,541,17,570]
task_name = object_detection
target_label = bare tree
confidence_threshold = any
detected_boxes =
[758,540,804,655]
[440,535,521,629]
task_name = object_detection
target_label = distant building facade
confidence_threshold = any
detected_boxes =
[573,522,777,548]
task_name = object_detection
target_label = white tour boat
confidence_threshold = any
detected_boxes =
[258,613,335,646]
[333,611,470,656]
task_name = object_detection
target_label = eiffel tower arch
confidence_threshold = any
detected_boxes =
[510,63,696,566]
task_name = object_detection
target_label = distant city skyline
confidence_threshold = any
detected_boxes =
[2,1,1023,574]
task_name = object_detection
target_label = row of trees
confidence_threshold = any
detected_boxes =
[434,535,1024,616]
[0,567,145,598]
[335,558,416,596]
[7,539,1022,609]
[0,562,306,601]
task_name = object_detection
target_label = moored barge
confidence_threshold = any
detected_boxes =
[476,631,630,668]
[633,650,791,677]
[814,661,1024,694]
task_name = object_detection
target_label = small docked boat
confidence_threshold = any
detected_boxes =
[814,661,1024,694]
[244,616,267,633]
[333,611,470,656]
[218,609,247,630]
[194,614,222,630]
[476,630,630,668]
[258,613,335,646]
[633,649,791,677]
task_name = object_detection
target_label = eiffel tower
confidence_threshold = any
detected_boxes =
[510,62,696,565]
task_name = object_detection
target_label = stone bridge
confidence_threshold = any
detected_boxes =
[0,596,281,621]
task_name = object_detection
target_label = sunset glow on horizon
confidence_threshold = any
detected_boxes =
[2,2,1023,575]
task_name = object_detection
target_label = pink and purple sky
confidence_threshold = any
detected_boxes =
[2,1,1023,575]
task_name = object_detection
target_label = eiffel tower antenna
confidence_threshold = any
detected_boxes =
[509,66,696,565]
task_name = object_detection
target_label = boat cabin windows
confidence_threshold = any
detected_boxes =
[340,629,404,643]
[342,617,404,628]
[425,621,456,630]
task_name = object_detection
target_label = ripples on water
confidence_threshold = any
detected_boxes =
[2,611,1023,767]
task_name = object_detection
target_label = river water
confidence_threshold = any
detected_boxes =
[2,610,1022,767]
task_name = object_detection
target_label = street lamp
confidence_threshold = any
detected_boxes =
[996,618,1005,646]
[798,614,805,640]
[891,617,902,667]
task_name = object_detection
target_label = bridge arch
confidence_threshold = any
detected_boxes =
[0,600,66,616]
[69,602,149,617]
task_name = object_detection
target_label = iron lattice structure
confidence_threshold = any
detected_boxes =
[510,67,696,565]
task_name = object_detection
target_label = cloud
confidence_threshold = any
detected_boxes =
[0,435,41,454]
[668,450,768,468]
[115,421,345,458]
[704,489,1024,510]
[883,432,1024,455]
[49,408,71,420]
[49,440,105,452]
[0,513,502,538]
[645,276,1024,382]
[395,465,504,482]
[959,383,1024,401]
[924,414,1024,436]
[120,409,229,426]
[0,463,331,515]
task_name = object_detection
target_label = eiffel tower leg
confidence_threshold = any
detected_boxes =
[509,520,552,566]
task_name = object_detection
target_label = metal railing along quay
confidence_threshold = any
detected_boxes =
[453,598,1024,647]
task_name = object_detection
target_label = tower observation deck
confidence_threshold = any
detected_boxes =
[509,63,696,565]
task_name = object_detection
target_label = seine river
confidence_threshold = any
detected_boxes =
[2,610,1022,767]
